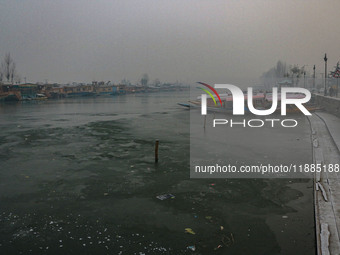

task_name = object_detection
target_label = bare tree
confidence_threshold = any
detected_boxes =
[15,74,21,84]
[290,65,304,86]
[10,62,16,84]
[153,78,161,87]
[2,53,16,84]
[140,73,149,87]
[0,68,3,83]
[275,60,287,78]
[261,60,287,79]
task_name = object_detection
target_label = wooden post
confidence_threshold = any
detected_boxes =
[155,140,159,163]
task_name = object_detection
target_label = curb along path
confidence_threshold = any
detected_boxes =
[308,112,340,255]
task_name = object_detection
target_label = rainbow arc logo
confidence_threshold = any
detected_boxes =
[197,82,222,106]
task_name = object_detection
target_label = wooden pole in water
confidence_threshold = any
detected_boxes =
[155,140,159,163]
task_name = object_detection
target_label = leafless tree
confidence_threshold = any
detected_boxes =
[10,62,16,84]
[290,65,304,86]
[15,74,21,84]
[153,78,161,87]
[2,53,16,84]
[0,68,3,83]
[261,60,287,79]
[141,73,149,87]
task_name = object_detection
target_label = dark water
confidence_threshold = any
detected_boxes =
[0,92,314,254]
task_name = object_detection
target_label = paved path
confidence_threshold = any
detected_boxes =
[309,112,340,255]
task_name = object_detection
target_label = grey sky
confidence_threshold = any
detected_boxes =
[0,0,339,85]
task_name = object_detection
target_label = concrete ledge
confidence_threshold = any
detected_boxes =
[309,113,340,255]
[314,94,340,118]
[315,112,340,154]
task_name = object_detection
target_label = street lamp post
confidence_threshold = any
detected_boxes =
[337,62,339,97]
[313,65,316,89]
[337,75,339,97]
[324,53,328,96]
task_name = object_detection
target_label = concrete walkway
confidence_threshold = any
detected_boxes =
[309,112,340,255]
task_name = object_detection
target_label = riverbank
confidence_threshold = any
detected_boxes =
[0,83,189,102]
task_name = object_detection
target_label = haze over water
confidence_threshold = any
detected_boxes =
[0,92,314,254]
[1,0,340,85]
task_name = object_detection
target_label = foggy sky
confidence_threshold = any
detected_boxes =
[0,0,340,85]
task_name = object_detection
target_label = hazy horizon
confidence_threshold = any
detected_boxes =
[1,0,340,85]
